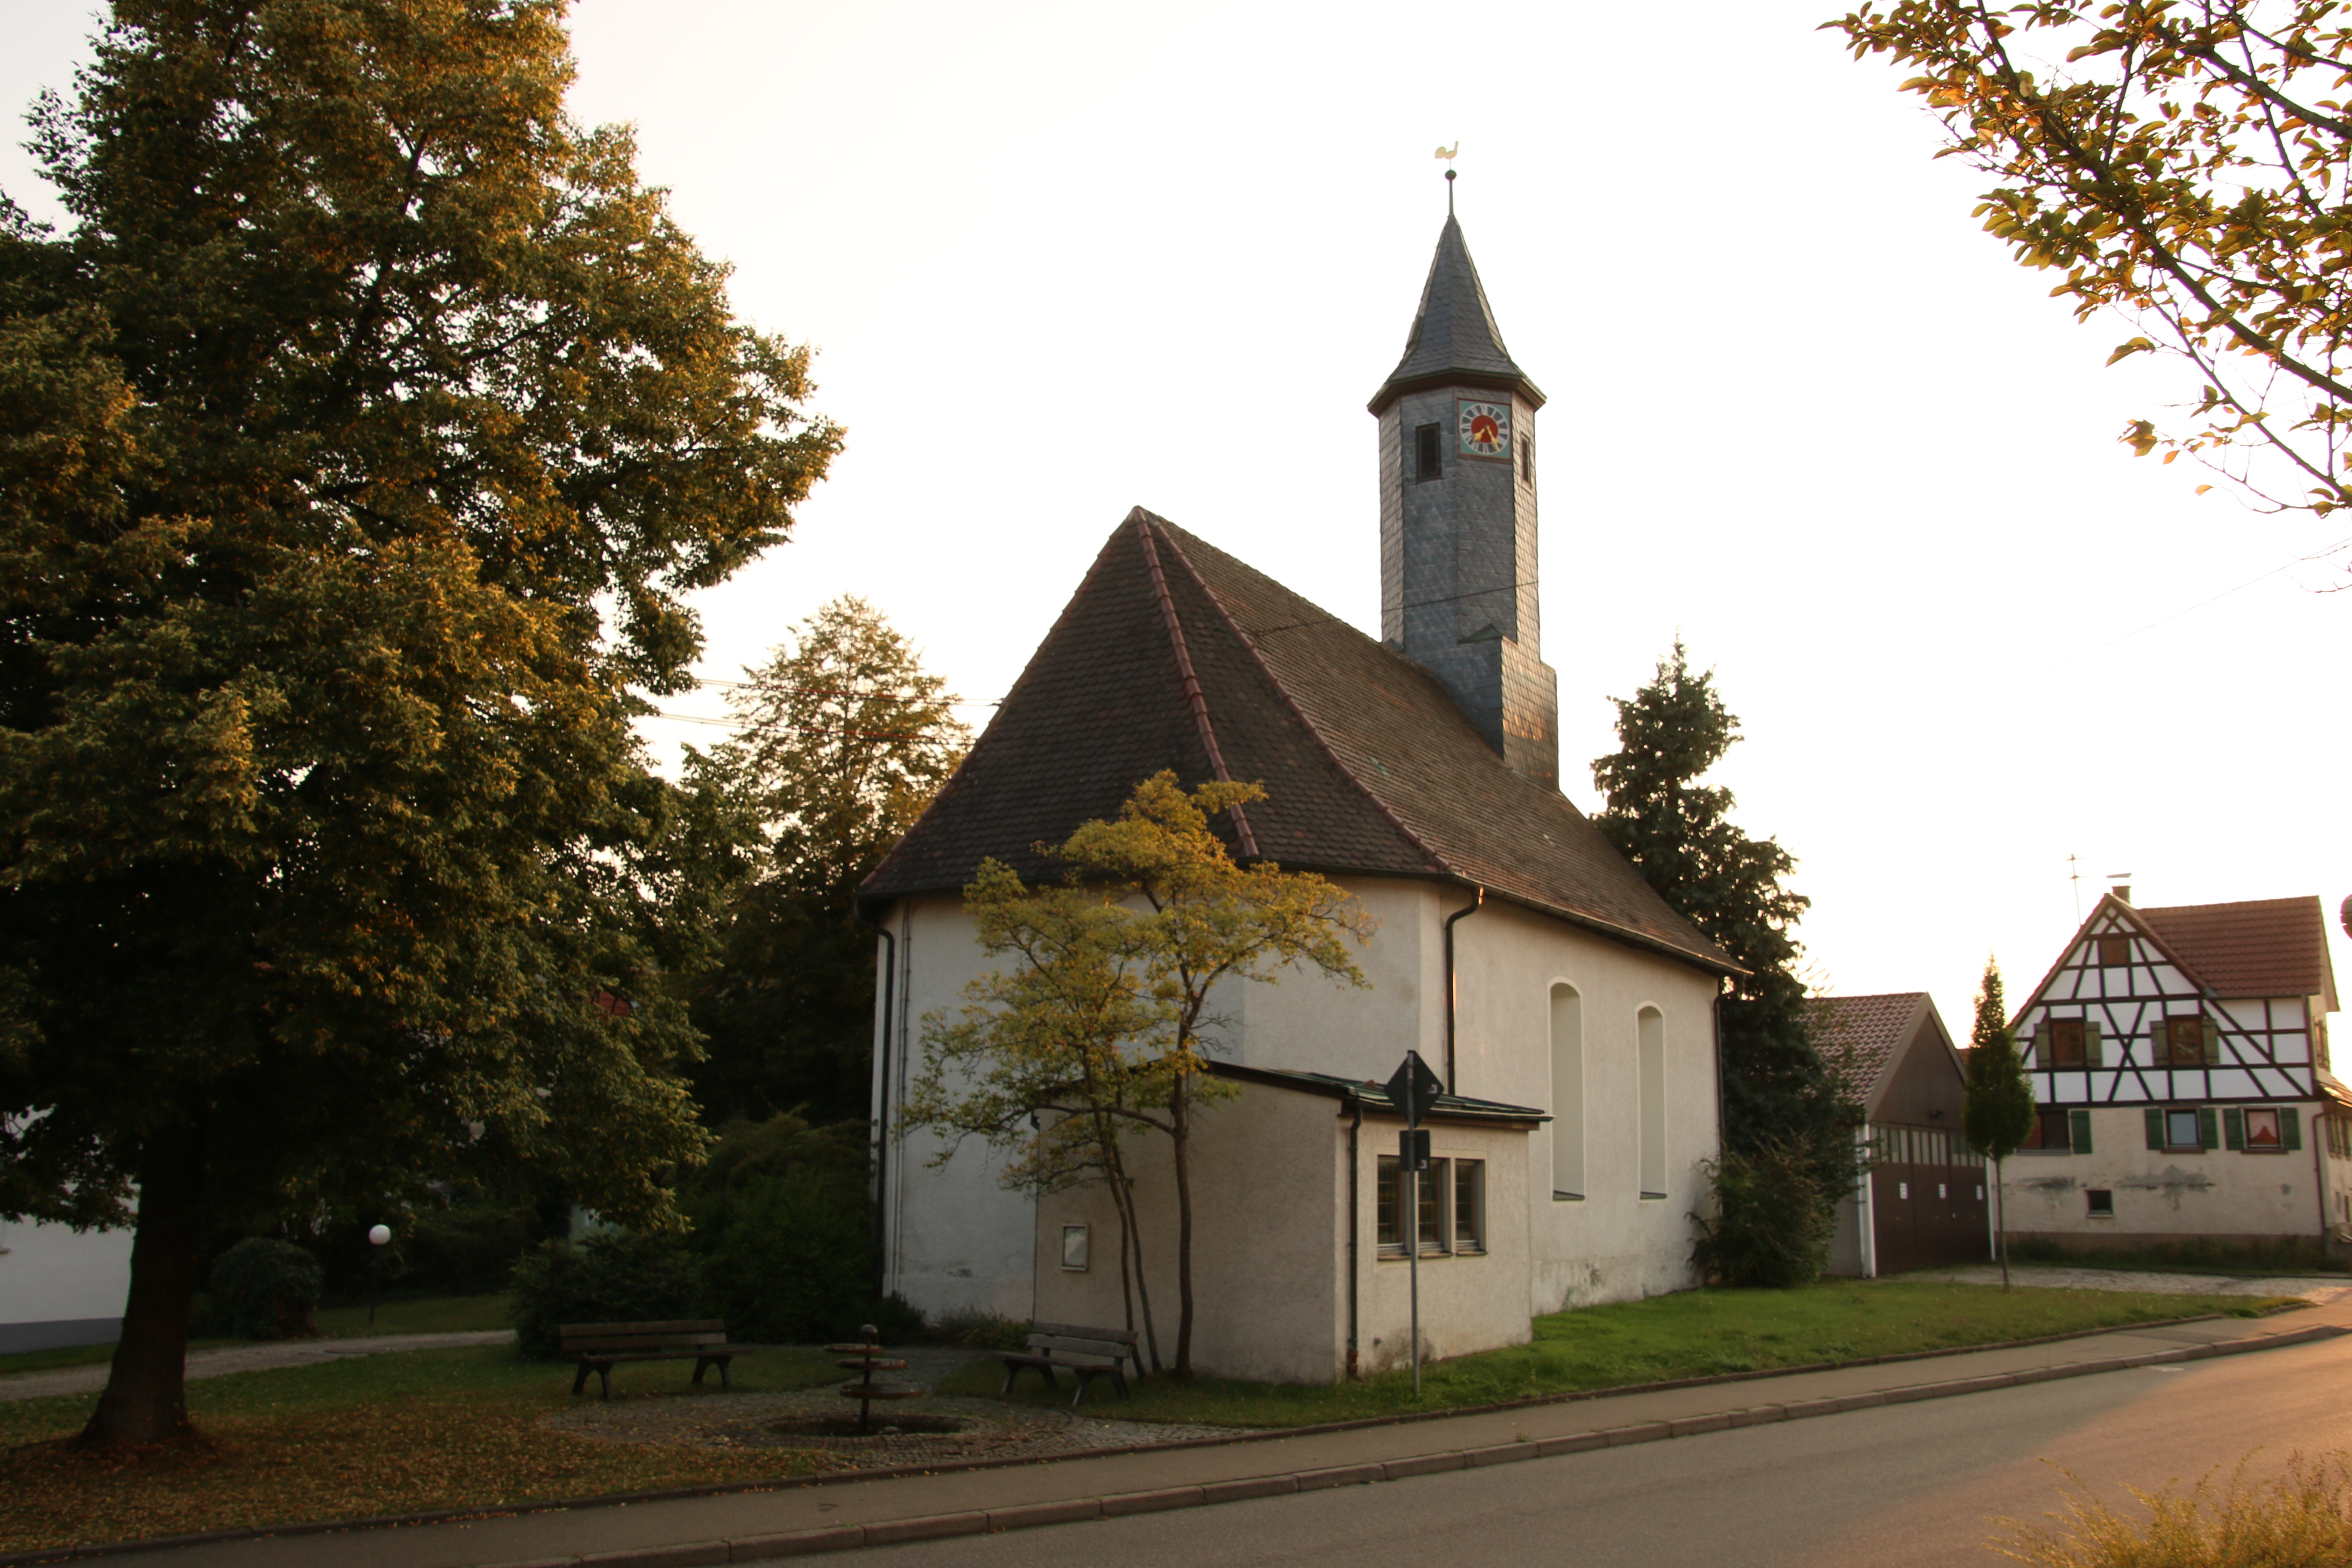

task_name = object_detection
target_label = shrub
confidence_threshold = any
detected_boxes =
[1692,1139,1837,1288]
[402,1200,538,1295]
[508,1232,705,1358]
[209,1237,324,1340]
[687,1114,890,1343]
[919,1307,1026,1350]
[702,1169,873,1343]
[1998,1454,2352,1566]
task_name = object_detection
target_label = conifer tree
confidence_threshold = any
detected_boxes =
[1963,956,2035,1290]
[1592,642,1857,1250]
[0,0,837,1447]
[692,597,968,1124]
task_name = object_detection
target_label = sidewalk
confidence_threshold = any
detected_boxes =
[73,1299,2350,1568]
[0,1332,514,1404]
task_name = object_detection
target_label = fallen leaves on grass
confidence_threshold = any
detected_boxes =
[0,1400,840,1556]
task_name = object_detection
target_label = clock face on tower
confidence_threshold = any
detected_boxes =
[1457,399,1511,459]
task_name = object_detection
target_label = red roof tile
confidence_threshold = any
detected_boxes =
[2137,896,2338,1007]
[861,510,1730,975]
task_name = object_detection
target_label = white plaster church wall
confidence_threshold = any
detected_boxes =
[880,871,1719,1348]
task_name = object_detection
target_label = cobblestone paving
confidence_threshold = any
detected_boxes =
[542,1368,1252,1472]
[1905,1263,2352,1304]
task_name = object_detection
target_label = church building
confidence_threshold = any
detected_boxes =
[859,197,1735,1381]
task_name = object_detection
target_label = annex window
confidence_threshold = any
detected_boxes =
[1453,1160,1485,1253]
[2098,936,2132,968]
[1378,1156,1480,1258]
[2048,1018,2088,1069]
[2086,1189,2115,1216]
[1414,423,1442,484]
[1550,983,1585,1200]
[2225,1106,2300,1152]
[1638,1006,1667,1199]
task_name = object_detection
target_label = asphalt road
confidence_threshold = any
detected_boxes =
[852,1333,2352,1568]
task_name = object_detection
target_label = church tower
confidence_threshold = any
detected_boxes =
[1370,183,1558,791]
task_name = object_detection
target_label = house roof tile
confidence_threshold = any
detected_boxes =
[861,509,1731,977]
[2137,896,2339,1008]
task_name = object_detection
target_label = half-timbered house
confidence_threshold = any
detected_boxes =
[1810,992,1990,1275]
[2003,892,2351,1252]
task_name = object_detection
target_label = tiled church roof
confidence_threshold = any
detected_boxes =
[2137,896,2338,1008]
[1369,213,1544,414]
[861,510,1731,977]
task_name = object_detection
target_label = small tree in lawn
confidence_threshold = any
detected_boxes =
[910,772,1372,1378]
[1963,956,2036,1291]
[906,862,1171,1366]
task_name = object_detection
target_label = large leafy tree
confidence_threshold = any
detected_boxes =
[1962,956,2037,1288]
[1832,0,2352,525]
[690,596,967,1124]
[910,774,1371,1378]
[0,0,838,1447]
[1592,643,1858,1238]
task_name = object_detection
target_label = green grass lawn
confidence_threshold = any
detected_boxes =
[0,1295,513,1380]
[0,1340,843,1556]
[938,1279,2294,1428]
[315,1292,515,1337]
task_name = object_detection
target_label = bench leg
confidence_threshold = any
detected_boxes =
[572,1362,591,1396]
[1003,1361,1057,1396]
[717,1356,732,1392]
[598,1365,613,1401]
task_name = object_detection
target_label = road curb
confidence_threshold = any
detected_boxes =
[469,1321,2352,1568]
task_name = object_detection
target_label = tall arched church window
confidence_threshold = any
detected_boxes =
[1638,1007,1667,1199]
[1550,983,1584,1200]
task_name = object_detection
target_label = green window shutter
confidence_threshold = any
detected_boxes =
[2198,1106,2220,1150]
[2285,1108,2303,1151]
[2225,1108,2245,1150]
[2086,1020,2104,1067]
[2145,1108,2165,1150]
[2147,1019,2166,1064]
[2203,1018,2222,1065]
[2069,1109,2094,1154]
[2021,1032,2036,1069]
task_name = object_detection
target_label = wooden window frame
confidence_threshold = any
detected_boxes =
[2049,1018,2088,1069]
[2098,935,2131,968]
[1452,1158,1485,1254]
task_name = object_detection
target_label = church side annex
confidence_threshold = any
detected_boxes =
[857,196,1737,1382]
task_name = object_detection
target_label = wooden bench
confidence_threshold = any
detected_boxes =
[560,1319,744,1400]
[995,1320,1142,1409]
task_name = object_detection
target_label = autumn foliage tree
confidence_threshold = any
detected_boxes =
[909,775,1371,1378]
[1832,0,2352,527]
[0,0,836,1448]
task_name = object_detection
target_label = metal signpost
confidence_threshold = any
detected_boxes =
[1385,1050,1442,1394]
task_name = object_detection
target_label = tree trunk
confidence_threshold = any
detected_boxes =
[1995,1155,2011,1292]
[1099,1131,1161,1374]
[80,1122,205,1449]
[1170,1077,1195,1379]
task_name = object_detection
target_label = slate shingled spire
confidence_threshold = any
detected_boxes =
[1372,202,1559,790]
[1370,213,1544,416]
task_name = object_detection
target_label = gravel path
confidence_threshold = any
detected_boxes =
[1904,1263,2352,1303]
[0,1329,514,1403]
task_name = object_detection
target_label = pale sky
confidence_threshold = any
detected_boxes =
[6,0,2346,1043]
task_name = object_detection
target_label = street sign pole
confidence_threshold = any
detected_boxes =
[1386,1050,1440,1398]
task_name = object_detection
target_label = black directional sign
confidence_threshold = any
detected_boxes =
[1385,1051,1444,1129]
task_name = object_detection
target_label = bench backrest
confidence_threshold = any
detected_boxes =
[560,1319,728,1354]
[1031,1320,1139,1348]
[1025,1327,1137,1365]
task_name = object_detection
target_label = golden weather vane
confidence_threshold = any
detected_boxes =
[1435,143,1458,209]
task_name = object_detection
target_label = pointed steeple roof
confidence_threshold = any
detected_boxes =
[1369,213,1544,415]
